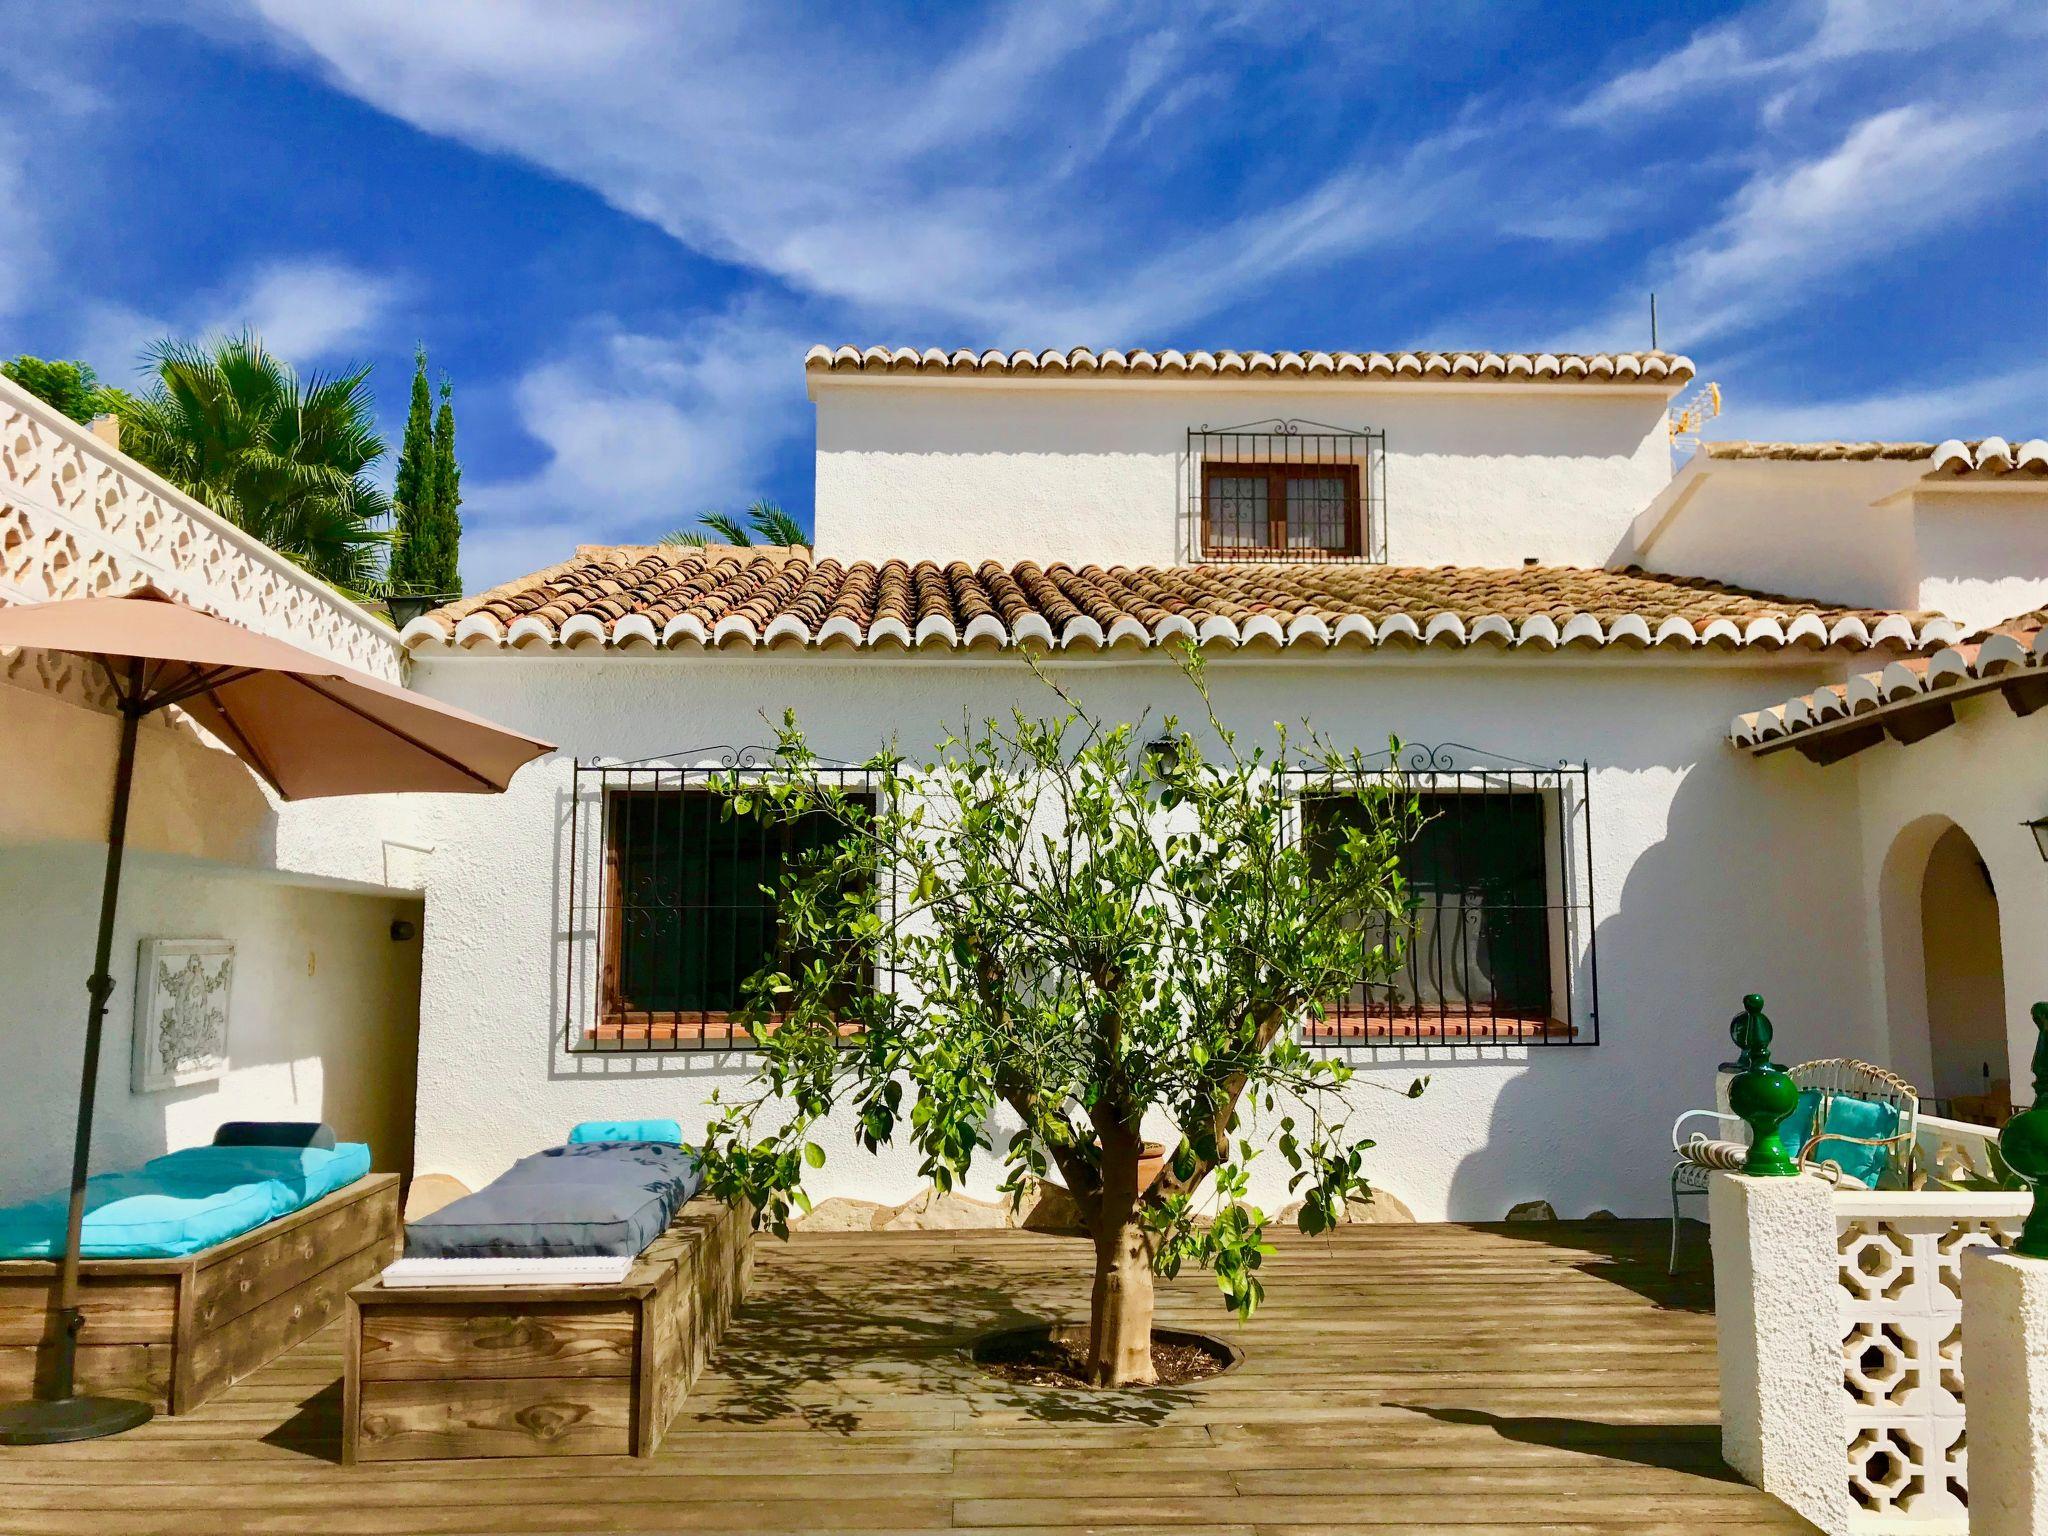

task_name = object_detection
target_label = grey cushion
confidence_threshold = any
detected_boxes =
[213,1120,337,1150]
[403,1142,703,1260]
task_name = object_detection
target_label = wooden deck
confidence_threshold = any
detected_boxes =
[1,1219,1816,1534]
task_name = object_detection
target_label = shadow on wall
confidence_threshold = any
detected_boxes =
[1442,726,1878,1221]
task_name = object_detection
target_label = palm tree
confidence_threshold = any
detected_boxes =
[661,499,807,549]
[115,334,391,593]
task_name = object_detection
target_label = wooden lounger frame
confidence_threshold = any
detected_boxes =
[0,1171,401,1413]
[344,1193,752,1462]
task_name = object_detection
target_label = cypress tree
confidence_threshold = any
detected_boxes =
[430,376,462,594]
[389,346,437,593]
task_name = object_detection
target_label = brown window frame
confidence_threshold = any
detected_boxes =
[591,785,875,1049]
[1200,460,1364,559]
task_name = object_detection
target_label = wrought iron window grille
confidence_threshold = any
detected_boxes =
[562,747,890,1054]
[560,742,1594,1055]
[1285,743,1599,1051]
[1187,419,1387,564]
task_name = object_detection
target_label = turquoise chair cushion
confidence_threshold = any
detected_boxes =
[0,1142,371,1259]
[1808,1096,1900,1188]
[567,1118,683,1146]
[1776,1089,1821,1165]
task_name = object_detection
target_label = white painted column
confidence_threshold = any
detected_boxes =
[1710,1170,1852,1536]
[1961,1247,2048,1536]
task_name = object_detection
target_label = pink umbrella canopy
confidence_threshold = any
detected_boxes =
[0,583,551,794]
[0,583,550,1445]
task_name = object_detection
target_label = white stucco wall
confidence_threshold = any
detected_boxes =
[0,842,424,1203]
[1912,487,2048,633]
[0,676,432,895]
[401,647,1889,1222]
[1624,459,1924,610]
[812,379,1674,570]
[1960,1246,2048,1536]
[1628,459,2048,626]
[1796,691,2048,1102]
[1710,1171,1851,1536]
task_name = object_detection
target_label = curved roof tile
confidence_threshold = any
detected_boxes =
[806,344,1693,387]
[405,545,1947,659]
[1731,606,2048,757]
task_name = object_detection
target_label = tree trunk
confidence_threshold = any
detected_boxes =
[1087,1121,1156,1386]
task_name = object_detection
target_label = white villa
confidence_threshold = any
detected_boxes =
[3,350,2045,1227]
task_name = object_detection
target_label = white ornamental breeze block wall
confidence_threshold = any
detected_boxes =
[1714,1175,2030,1535]
[0,376,402,687]
[1834,1192,2025,1531]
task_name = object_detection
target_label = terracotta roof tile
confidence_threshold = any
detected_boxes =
[806,345,1694,387]
[408,546,1953,656]
[1733,605,2048,758]
[1702,437,2048,476]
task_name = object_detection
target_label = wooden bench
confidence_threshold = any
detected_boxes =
[0,1172,401,1413]
[343,1193,752,1462]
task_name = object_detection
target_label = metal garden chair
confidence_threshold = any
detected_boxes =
[1668,1057,1920,1272]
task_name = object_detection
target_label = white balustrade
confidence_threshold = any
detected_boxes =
[0,377,402,692]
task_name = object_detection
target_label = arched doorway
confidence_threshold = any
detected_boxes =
[1918,824,2008,1113]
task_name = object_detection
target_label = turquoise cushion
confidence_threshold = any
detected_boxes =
[1808,1096,1900,1188]
[0,1142,370,1259]
[567,1118,682,1146]
[1776,1089,1821,1165]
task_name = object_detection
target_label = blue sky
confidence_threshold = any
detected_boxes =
[2,1,2042,590]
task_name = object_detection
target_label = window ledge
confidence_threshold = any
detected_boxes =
[1303,1013,1579,1045]
[582,1014,861,1050]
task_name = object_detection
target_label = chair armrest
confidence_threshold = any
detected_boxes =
[1672,1109,1742,1152]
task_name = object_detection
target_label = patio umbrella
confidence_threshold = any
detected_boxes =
[0,584,552,1444]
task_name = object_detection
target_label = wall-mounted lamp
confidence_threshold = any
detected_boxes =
[384,593,455,629]
[2027,815,2048,864]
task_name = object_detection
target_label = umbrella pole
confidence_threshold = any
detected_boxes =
[0,691,154,1444]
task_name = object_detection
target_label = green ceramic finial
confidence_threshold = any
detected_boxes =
[1731,992,1771,1072]
[1728,994,1799,1177]
[1999,1002,2048,1259]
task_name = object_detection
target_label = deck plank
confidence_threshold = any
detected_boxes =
[0,1220,1815,1534]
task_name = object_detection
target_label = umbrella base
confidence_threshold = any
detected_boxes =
[0,1392,153,1445]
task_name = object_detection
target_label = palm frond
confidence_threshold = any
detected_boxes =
[747,501,808,547]
[698,511,752,546]
[116,331,391,589]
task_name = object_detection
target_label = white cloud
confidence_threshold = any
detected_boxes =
[75,256,401,379]
[210,1,1541,341]
[1548,97,2046,355]
[1712,359,2048,444]
[459,300,813,590]
[207,258,399,359]
[1652,103,2040,345]
[1565,0,1976,125]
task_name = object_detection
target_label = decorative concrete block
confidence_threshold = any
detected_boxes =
[1710,1170,1852,1535]
[1961,1247,2048,1536]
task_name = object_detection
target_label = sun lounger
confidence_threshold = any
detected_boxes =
[344,1121,752,1462]
[0,1123,399,1412]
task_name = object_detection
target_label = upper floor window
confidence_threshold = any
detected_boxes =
[1188,420,1386,563]
[1203,462,1362,558]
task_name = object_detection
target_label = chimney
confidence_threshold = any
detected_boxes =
[88,414,121,451]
